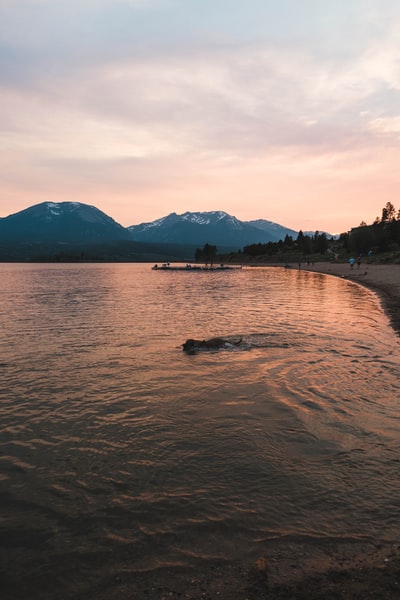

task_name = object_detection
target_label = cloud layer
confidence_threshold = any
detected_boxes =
[1,0,400,231]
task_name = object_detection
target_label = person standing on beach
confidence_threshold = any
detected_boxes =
[349,257,355,269]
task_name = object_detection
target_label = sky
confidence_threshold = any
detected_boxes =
[1,0,400,233]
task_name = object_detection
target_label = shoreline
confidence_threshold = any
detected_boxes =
[77,540,400,599]
[299,261,400,336]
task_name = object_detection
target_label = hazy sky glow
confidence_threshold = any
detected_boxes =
[1,0,400,232]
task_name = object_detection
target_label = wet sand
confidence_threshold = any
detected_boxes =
[72,542,400,599]
[302,261,400,336]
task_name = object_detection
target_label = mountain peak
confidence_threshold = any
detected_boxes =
[180,210,233,226]
[128,210,297,247]
[0,201,131,243]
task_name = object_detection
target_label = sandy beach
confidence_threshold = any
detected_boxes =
[87,543,400,600]
[302,261,400,336]
[86,542,400,599]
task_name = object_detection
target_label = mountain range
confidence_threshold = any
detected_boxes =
[127,210,297,248]
[0,201,303,260]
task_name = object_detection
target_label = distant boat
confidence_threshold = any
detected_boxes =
[152,263,242,271]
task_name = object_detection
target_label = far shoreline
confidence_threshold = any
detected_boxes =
[245,260,400,337]
[299,261,400,337]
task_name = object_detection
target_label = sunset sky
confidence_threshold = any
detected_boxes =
[1,0,400,233]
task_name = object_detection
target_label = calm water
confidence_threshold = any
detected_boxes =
[1,263,400,597]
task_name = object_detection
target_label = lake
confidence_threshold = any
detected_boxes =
[1,262,399,598]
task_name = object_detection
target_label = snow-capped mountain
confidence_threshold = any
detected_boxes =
[0,203,303,257]
[128,211,297,247]
[0,201,131,243]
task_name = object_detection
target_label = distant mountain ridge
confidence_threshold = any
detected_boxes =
[0,201,131,243]
[128,210,298,248]
[0,203,301,250]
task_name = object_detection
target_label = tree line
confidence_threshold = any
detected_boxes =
[242,230,330,258]
[194,243,218,264]
[195,202,400,262]
[341,202,400,256]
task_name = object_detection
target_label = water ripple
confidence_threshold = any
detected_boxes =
[0,263,399,597]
